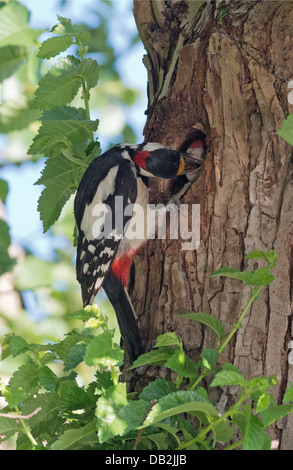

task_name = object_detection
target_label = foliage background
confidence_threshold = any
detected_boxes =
[1,0,293,451]
[0,0,146,414]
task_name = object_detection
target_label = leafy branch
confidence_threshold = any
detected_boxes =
[29,15,100,233]
[1,249,292,450]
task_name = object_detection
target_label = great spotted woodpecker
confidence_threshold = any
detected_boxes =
[74,141,205,362]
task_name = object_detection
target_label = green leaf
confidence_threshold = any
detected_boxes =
[35,152,84,189]
[255,392,271,413]
[69,307,103,330]
[213,420,234,443]
[39,366,58,392]
[76,58,99,89]
[0,416,22,442]
[31,55,99,110]
[31,72,82,110]
[211,266,252,284]
[29,107,98,157]
[8,335,29,357]
[85,332,123,368]
[41,114,98,146]
[20,394,64,443]
[77,31,91,48]
[0,245,16,276]
[96,382,128,443]
[40,352,58,365]
[245,249,278,268]
[143,432,169,450]
[211,266,274,287]
[211,368,246,387]
[156,417,196,446]
[243,414,266,450]
[0,219,11,250]
[50,420,97,450]
[129,347,176,369]
[0,105,41,133]
[0,45,27,82]
[35,151,85,189]
[249,267,274,286]
[64,343,87,371]
[52,329,93,362]
[58,381,92,411]
[139,379,177,402]
[179,312,226,340]
[283,383,293,403]
[165,349,198,379]
[277,113,293,146]
[118,399,148,432]
[231,412,247,435]
[0,226,17,288]
[0,3,42,47]
[0,178,9,203]
[51,15,78,36]
[35,155,85,232]
[143,390,218,427]
[155,332,182,348]
[66,309,89,321]
[52,55,81,75]
[259,403,293,427]
[38,36,73,59]
[41,105,87,122]
[6,364,39,407]
[95,371,113,394]
[200,348,219,372]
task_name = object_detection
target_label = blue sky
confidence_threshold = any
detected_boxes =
[0,0,147,259]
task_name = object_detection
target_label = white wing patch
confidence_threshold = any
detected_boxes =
[99,246,115,257]
[80,165,119,240]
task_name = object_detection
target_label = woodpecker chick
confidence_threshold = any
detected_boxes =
[169,139,206,204]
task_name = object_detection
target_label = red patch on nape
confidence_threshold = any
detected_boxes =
[133,150,151,171]
[110,251,137,286]
[189,140,205,149]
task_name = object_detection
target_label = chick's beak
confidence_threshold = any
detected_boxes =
[177,139,206,175]
[177,151,205,175]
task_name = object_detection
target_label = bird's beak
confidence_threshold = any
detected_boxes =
[177,151,205,175]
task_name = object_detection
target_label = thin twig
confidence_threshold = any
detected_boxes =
[133,400,157,450]
[0,407,42,421]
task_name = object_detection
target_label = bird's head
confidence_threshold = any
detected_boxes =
[121,141,205,179]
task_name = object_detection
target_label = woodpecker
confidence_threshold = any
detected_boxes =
[74,141,205,362]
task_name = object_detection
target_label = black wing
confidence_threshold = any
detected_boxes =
[74,155,137,306]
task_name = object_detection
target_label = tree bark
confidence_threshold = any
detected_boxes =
[129,0,293,449]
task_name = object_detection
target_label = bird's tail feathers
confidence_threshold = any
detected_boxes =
[103,275,143,362]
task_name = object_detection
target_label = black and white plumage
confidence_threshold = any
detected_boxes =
[74,141,205,361]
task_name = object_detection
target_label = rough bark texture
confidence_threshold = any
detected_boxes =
[128,0,293,449]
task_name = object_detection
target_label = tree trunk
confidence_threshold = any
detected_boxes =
[129,0,293,449]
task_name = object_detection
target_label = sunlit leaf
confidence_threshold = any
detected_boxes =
[0,3,42,47]
[143,390,218,427]
[179,312,226,340]
[38,36,73,59]
[0,45,27,81]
